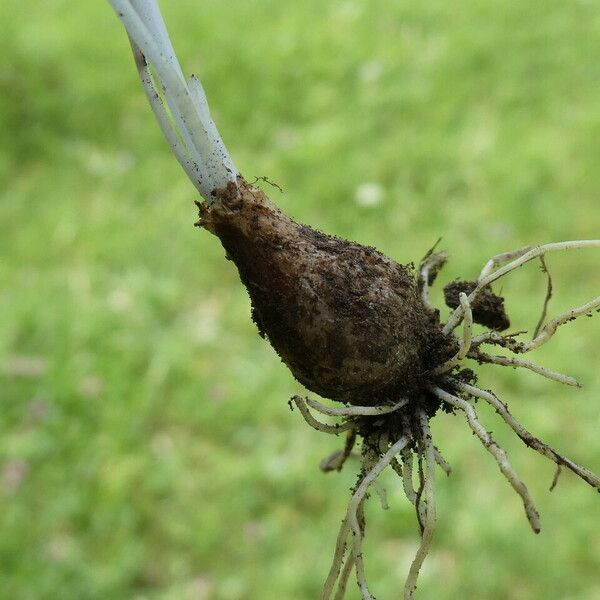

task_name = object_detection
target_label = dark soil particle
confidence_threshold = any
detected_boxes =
[444,280,510,331]
[197,177,457,409]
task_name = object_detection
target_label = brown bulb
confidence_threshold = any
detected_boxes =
[197,177,454,406]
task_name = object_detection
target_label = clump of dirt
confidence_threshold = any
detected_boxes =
[444,280,510,331]
[196,176,456,407]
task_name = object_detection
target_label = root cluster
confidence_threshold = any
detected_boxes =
[291,240,600,600]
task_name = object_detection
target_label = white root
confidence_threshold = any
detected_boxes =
[533,255,553,339]
[400,449,417,506]
[454,381,600,491]
[372,480,389,510]
[323,438,410,600]
[320,430,358,472]
[419,251,448,310]
[315,237,599,599]
[431,386,541,533]
[431,292,473,374]
[320,449,360,472]
[470,298,600,357]
[471,330,526,351]
[469,351,581,387]
[320,449,348,472]
[323,452,375,600]
[444,240,600,334]
[478,240,600,282]
[292,396,355,435]
[306,396,408,417]
[549,466,562,492]
[519,295,600,352]
[404,411,437,600]
[348,437,410,600]
[478,245,534,280]
[323,516,352,600]
[433,447,452,475]
[334,551,356,600]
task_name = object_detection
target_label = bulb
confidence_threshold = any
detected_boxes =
[197,177,456,406]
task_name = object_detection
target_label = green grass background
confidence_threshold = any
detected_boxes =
[2,1,600,598]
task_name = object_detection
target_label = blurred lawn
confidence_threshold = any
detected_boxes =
[1,1,600,599]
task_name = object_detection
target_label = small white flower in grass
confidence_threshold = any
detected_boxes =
[359,60,383,85]
[185,575,214,600]
[151,432,175,457]
[107,288,133,313]
[2,459,29,494]
[5,356,48,378]
[274,126,299,150]
[354,182,384,207]
[79,376,104,399]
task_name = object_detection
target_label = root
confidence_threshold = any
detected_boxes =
[468,350,581,387]
[414,453,425,534]
[372,480,389,510]
[478,245,534,280]
[419,250,448,310]
[323,515,352,600]
[349,437,410,600]
[549,466,562,492]
[334,533,357,600]
[432,292,473,374]
[431,386,541,533]
[518,295,600,352]
[533,255,553,339]
[400,449,418,506]
[404,411,437,600]
[470,289,600,358]
[478,240,600,282]
[323,437,410,600]
[454,381,600,491]
[433,447,452,476]
[321,430,358,472]
[471,330,527,352]
[444,239,600,334]
[306,396,408,417]
[304,240,598,599]
[292,396,356,435]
